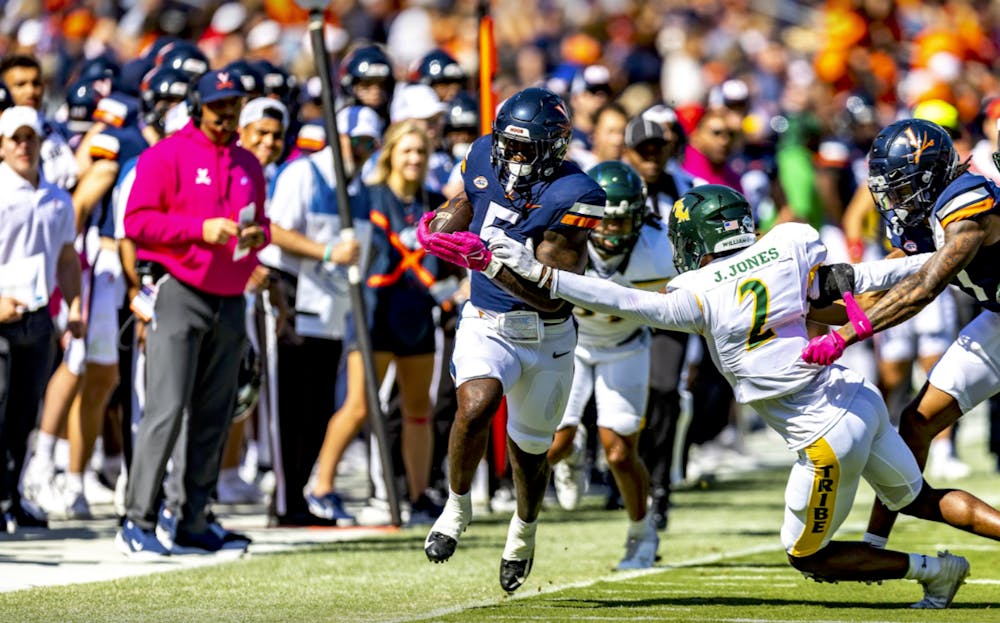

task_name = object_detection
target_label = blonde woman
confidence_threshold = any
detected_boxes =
[309,121,446,524]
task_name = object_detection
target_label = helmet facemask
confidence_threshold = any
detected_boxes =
[493,129,564,194]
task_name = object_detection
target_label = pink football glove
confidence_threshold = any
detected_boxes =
[448,231,493,271]
[416,213,491,270]
[842,291,873,340]
[416,211,437,249]
[801,331,846,365]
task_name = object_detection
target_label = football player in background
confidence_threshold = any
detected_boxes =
[547,161,674,570]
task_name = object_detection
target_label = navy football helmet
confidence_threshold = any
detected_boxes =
[340,44,394,96]
[867,119,958,229]
[156,41,209,80]
[65,80,102,134]
[225,60,264,99]
[416,49,465,86]
[251,60,297,100]
[140,66,190,130]
[0,81,11,113]
[491,87,572,190]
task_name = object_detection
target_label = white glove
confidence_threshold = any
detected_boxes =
[488,234,552,284]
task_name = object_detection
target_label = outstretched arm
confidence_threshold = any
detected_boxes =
[551,270,703,333]
[837,220,985,345]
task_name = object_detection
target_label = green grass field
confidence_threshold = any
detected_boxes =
[3,431,1000,622]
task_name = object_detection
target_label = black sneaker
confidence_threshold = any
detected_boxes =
[409,492,443,526]
[650,489,669,531]
[173,528,225,554]
[499,557,533,593]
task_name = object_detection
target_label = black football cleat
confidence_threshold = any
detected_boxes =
[424,531,458,563]
[499,557,533,593]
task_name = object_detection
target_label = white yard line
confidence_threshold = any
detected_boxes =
[387,543,781,623]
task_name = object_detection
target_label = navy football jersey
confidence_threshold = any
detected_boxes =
[88,95,149,239]
[886,222,935,256]
[462,135,606,318]
[928,172,1000,312]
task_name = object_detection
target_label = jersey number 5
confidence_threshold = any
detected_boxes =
[738,278,775,351]
[480,201,520,242]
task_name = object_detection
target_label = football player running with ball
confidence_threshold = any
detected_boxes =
[487,184,1000,608]
[417,87,606,593]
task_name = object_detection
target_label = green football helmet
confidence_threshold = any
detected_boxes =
[668,184,756,273]
[587,160,647,257]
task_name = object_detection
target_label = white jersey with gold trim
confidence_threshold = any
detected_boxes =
[555,222,863,450]
[575,222,677,350]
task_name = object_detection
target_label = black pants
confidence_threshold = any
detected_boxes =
[640,330,685,499]
[0,311,54,509]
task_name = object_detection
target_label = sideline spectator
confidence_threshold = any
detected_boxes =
[117,70,268,556]
[254,101,366,526]
[0,106,82,531]
[0,54,79,189]
[310,120,446,525]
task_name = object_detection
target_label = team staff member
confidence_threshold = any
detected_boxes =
[118,70,269,556]
[0,106,83,531]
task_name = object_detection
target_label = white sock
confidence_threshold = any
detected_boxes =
[628,517,652,539]
[904,552,941,582]
[502,514,536,561]
[65,472,84,496]
[862,532,888,549]
[54,438,71,471]
[35,431,57,461]
[432,489,472,539]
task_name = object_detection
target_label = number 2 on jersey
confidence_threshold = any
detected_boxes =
[738,278,775,351]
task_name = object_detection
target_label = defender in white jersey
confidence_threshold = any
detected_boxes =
[548,162,675,569]
[490,185,1000,608]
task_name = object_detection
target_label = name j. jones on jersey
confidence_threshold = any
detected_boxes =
[713,247,780,282]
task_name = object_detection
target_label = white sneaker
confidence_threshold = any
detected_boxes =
[616,528,659,570]
[216,473,263,504]
[83,470,115,505]
[65,490,92,520]
[490,486,518,514]
[553,425,587,511]
[929,457,971,481]
[912,551,970,609]
[28,473,67,518]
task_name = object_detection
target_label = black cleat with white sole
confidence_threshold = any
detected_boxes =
[499,557,533,593]
[424,531,458,563]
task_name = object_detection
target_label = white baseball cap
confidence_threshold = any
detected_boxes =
[0,106,43,138]
[246,20,281,51]
[337,105,383,139]
[389,84,447,124]
[239,97,289,131]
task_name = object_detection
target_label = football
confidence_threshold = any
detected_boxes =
[429,195,474,234]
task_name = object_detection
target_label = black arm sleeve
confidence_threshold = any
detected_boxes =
[812,263,856,308]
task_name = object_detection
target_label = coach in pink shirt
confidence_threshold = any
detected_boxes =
[117,69,268,558]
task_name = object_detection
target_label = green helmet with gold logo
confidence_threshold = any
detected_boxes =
[668,184,756,273]
[587,160,647,257]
